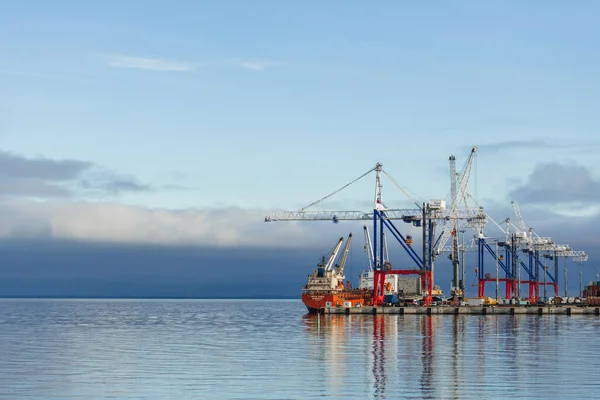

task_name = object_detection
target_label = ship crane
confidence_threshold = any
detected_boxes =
[335,233,353,275]
[324,237,344,271]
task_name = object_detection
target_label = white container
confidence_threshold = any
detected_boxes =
[466,298,484,306]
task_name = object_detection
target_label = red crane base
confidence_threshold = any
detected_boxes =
[373,269,432,306]
[478,278,558,303]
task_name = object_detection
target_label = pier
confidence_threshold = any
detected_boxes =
[322,305,600,315]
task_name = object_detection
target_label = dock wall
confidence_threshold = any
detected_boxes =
[323,306,600,315]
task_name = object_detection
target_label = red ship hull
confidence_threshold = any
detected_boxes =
[302,290,372,313]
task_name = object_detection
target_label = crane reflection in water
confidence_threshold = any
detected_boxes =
[302,313,460,399]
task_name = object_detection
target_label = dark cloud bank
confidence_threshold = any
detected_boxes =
[0,150,149,198]
[510,162,600,205]
[0,240,333,299]
[0,233,596,299]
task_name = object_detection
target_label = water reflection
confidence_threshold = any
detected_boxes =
[420,315,434,399]
[302,314,446,399]
[2,300,600,399]
[372,315,386,399]
[449,316,465,400]
[300,311,600,399]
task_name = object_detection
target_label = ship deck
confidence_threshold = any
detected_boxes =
[321,305,600,315]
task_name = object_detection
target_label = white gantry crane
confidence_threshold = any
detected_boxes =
[432,146,485,298]
[510,200,588,299]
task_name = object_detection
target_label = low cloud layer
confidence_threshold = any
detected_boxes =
[0,150,150,198]
[0,150,357,248]
[509,162,600,206]
[0,199,362,248]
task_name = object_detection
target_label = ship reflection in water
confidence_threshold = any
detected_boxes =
[301,313,593,399]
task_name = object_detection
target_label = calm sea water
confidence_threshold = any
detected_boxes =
[1,299,599,399]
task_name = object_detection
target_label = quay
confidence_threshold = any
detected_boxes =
[322,305,600,315]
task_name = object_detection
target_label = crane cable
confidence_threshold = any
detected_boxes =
[381,169,425,203]
[299,166,377,211]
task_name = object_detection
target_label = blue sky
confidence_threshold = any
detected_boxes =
[0,1,599,296]
[2,1,600,209]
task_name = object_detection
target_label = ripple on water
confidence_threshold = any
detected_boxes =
[0,299,599,399]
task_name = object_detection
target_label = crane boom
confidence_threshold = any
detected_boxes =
[325,237,344,271]
[511,201,528,237]
[263,162,427,223]
[435,146,478,255]
[265,208,423,222]
[336,233,353,274]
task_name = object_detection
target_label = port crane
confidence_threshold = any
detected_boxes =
[511,201,588,298]
[475,200,588,302]
[264,146,487,305]
[264,160,445,304]
[363,225,390,272]
[432,146,482,300]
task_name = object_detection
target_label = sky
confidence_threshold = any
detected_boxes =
[0,1,599,297]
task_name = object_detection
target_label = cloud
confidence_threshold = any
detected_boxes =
[0,150,92,180]
[477,139,552,152]
[0,150,150,198]
[107,55,196,72]
[237,60,280,71]
[0,177,72,198]
[104,55,282,72]
[509,162,600,206]
[78,177,151,195]
[476,139,600,154]
[0,199,362,248]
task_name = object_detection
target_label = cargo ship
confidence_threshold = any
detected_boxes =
[302,233,374,313]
